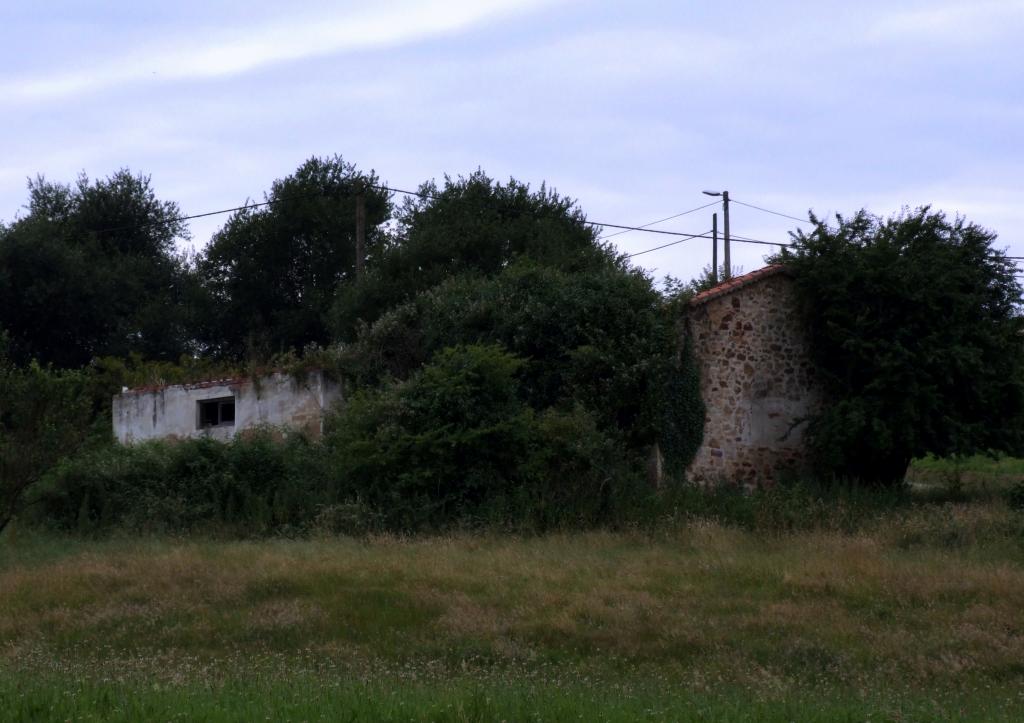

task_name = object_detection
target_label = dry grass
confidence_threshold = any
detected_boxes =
[2,501,1024,700]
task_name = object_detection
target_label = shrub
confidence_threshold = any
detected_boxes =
[34,429,335,536]
[327,343,643,531]
[1007,481,1024,511]
[777,207,1024,485]
[339,263,704,471]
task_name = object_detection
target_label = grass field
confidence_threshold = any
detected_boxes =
[2,457,1024,721]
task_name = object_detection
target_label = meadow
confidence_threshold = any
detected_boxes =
[2,457,1024,721]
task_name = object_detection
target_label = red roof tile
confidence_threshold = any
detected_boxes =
[689,264,791,307]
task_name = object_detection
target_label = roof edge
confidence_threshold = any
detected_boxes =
[116,368,325,396]
[688,264,792,307]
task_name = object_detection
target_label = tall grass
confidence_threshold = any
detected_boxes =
[3,506,1024,684]
[4,472,1024,719]
[2,674,1018,722]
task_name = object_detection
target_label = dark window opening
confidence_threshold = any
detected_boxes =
[198,397,235,428]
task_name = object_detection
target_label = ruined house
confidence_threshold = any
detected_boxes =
[113,370,341,444]
[686,265,824,484]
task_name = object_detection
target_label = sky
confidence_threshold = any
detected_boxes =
[2,0,1022,282]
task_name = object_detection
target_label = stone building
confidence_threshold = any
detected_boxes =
[686,265,823,484]
[113,370,341,444]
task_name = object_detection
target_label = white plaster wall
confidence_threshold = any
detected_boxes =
[113,371,342,444]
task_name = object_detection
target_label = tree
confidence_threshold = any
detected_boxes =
[199,155,390,358]
[331,170,621,339]
[0,170,194,367]
[340,262,704,473]
[0,345,93,535]
[327,343,633,530]
[776,207,1024,484]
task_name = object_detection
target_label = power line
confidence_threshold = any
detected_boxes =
[375,183,713,239]
[730,198,812,225]
[380,184,799,247]
[89,182,706,241]
[82,180,800,252]
[93,187,358,235]
[626,230,713,259]
[593,221,710,238]
[726,232,795,248]
[598,201,720,241]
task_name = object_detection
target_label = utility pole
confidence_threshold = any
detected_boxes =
[355,186,366,278]
[703,189,730,279]
[722,190,730,280]
[712,212,718,285]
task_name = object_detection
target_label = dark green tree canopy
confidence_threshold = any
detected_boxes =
[341,262,704,472]
[331,171,622,339]
[0,170,193,367]
[777,207,1024,484]
[199,155,390,358]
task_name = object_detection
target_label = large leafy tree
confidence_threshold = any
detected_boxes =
[199,155,390,358]
[0,170,193,367]
[341,262,704,474]
[331,171,620,339]
[777,207,1024,484]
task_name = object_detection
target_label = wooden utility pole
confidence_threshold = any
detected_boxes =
[703,189,730,279]
[355,187,366,278]
[722,190,731,280]
[712,212,718,285]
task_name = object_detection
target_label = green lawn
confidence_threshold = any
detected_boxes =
[2,479,1024,720]
[907,454,1024,489]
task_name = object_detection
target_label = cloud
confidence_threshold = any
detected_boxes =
[868,1,1024,45]
[1,0,556,104]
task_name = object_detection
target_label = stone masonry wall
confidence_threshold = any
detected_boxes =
[686,271,822,485]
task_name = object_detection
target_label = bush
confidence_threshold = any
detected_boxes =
[0,357,94,535]
[327,343,644,531]
[1007,481,1024,511]
[339,263,704,471]
[34,429,336,536]
[777,207,1024,484]
[28,345,652,536]
[644,477,912,535]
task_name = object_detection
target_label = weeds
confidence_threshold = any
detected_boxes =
[3,461,1024,719]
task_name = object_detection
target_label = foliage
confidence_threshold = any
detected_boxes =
[0,171,195,367]
[6,675,1018,723]
[664,263,744,299]
[0,353,93,534]
[199,155,390,358]
[326,343,640,530]
[340,263,704,470]
[775,207,1024,485]
[6,478,1024,722]
[331,171,621,338]
[35,430,335,536]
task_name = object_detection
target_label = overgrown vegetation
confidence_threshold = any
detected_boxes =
[4,468,1024,720]
[1,159,709,536]
[3,156,1024,537]
[0,345,94,534]
[776,207,1024,485]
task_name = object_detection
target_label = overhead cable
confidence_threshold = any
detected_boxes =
[730,198,812,225]
[598,201,720,241]
[626,230,713,258]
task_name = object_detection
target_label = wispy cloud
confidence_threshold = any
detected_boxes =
[868,1,1024,44]
[1,0,555,104]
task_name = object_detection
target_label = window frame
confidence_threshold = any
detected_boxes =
[197,396,236,429]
